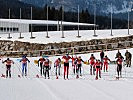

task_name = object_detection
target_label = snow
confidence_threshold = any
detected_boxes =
[0,19,95,26]
[0,29,133,44]
[0,48,133,100]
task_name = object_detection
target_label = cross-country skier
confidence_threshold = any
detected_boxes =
[125,50,132,67]
[72,55,77,74]
[75,56,84,78]
[2,58,14,78]
[43,58,51,79]
[116,55,123,79]
[20,55,30,76]
[95,59,102,80]
[38,57,45,76]
[89,54,96,75]
[103,55,110,72]
[54,58,61,79]
[62,54,71,80]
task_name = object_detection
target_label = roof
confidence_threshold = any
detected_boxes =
[0,19,96,26]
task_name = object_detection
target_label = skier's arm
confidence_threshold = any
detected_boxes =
[27,58,30,63]
[2,60,6,63]
[20,59,22,62]
[12,60,14,64]
[81,59,84,63]
[38,59,40,67]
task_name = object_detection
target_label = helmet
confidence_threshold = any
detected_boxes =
[78,56,81,58]
[58,58,61,61]
[91,54,94,56]
[74,55,77,58]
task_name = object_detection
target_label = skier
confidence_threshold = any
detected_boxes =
[62,54,71,80]
[116,55,123,79]
[20,55,30,76]
[95,59,102,80]
[2,58,14,78]
[103,55,110,72]
[38,57,45,76]
[54,58,61,79]
[75,56,84,78]
[125,50,132,67]
[43,58,51,79]
[72,55,77,74]
[89,54,96,75]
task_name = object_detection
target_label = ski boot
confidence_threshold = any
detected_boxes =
[95,76,98,80]
[76,75,79,79]
[56,76,58,79]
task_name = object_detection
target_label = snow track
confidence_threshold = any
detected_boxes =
[0,48,133,100]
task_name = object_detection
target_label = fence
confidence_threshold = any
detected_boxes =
[1,40,132,57]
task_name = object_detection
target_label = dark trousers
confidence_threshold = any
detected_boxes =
[6,65,11,78]
[55,65,61,76]
[40,63,44,76]
[76,64,82,76]
[96,66,101,78]
[64,63,69,79]
[117,64,122,77]
[90,65,95,75]
[44,66,49,78]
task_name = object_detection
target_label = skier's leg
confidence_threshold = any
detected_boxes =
[67,66,69,79]
[117,65,119,77]
[6,66,8,78]
[129,59,131,67]
[104,64,105,72]
[80,65,82,76]
[40,63,43,76]
[95,68,98,79]
[99,68,101,78]
[76,65,79,78]
[9,66,11,78]
[25,63,27,76]
[44,67,46,78]
[55,67,57,76]
[64,66,66,79]
[93,66,95,75]
[106,63,108,72]
[22,64,25,76]
[120,65,122,77]
[43,66,45,76]
[90,65,92,75]
[58,65,61,76]
[47,66,49,79]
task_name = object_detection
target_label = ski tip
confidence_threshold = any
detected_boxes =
[18,75,21,78]
[36,74,39,78]
[116,77,119,80]
[1,74,6,78]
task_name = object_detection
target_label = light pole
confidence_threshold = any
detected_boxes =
[30,6,35,39]
[18,8,24,39]
[7,8,12,39]
[77,5,81,38]
[46,0,50,38]
[128,1,133,35]
[61,3,65,38]
[93,1,97,37]
[128,7,130,35]
[111,3,113,36]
